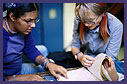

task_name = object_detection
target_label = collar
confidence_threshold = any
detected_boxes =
[85,24,100,33]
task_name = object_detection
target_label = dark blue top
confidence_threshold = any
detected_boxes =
[3,28,41,80]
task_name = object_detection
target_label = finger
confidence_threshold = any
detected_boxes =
[110,60,115,69]
[104,60,109,68]
[33,75,46,81]
[61,68,68,79]
[57,67,68,79]
[108,57,112,66]
[37,78,46,81]
[83,59,93,65]
[85,55,95,62]
[60,66,67,73]
[108,57,112,62]
[85,55,95,61]
[50,70,60,79]
[82,62,92,67]
[82,57,94,65]
[60,73,68,79]
[38,76,46,81]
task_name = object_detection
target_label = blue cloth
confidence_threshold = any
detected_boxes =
[44,76,58,81]
[71,12,123,61]
[3,28,43,80]
[21,63,45,75]
[114,60,124,74]
[35,45,48,57]
[21,46,48,74]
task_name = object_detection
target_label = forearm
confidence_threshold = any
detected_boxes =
[6,75,27,81]
[35,55,50,69]
[5,74,46,81]
[71,47,80,55]
[71,47,84,61]
[35,55,46,64]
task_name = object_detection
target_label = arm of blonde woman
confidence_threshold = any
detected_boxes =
[72,47,95,67]
[78,53,95,67]
[6,74,46,81]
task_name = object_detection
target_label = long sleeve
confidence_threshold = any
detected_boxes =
[71,18,81,49]
[23,33,41,63]
[106,18,123,60]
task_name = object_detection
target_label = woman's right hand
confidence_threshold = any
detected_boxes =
[78,53,95,67]
[7,74,46,81]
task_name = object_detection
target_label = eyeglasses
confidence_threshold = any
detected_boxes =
[20,18,40,26]
[76,14,100,25]
[85,16,100,25]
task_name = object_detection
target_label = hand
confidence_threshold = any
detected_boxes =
[7,74,46,81]
[103,57,118,81]
[78,54,95,67]
[47,63,68,80]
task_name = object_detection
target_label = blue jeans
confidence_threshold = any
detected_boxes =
[21,63,45,74]
[114,60,124,74]
[21,64,57,81]
[21,45,57,81]
[21,45,48,74]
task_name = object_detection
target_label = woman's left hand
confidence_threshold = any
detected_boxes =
[47,63,68,80]
[103,57,118,81]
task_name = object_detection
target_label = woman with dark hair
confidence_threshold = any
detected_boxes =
[3,3,67,81]
[71,3,123,81]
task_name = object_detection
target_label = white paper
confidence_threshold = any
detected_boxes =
[88,53,106,80]
[58,68,100,81]
[58,53,109,81]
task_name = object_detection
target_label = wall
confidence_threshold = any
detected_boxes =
[63,3,75,51]
[32,3,76,52]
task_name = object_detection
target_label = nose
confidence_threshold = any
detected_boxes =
[30,23,36,28]
[84,23,90,27]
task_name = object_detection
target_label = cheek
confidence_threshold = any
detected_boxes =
[14,22,28,32]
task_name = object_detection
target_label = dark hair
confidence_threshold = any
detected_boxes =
[4,3,39,18]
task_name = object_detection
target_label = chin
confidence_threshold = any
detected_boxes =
[23,32,30,35]
[88,27,94,30]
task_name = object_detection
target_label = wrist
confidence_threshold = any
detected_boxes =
[46,59,55,66]
[77,52,84,61]
[39,57,45,64]
[46,59,55,69]
[41,59,55,69]
[38,56,49,68]
[74,51,81,60]
[46,62,53,69]
[74,51,84,61]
